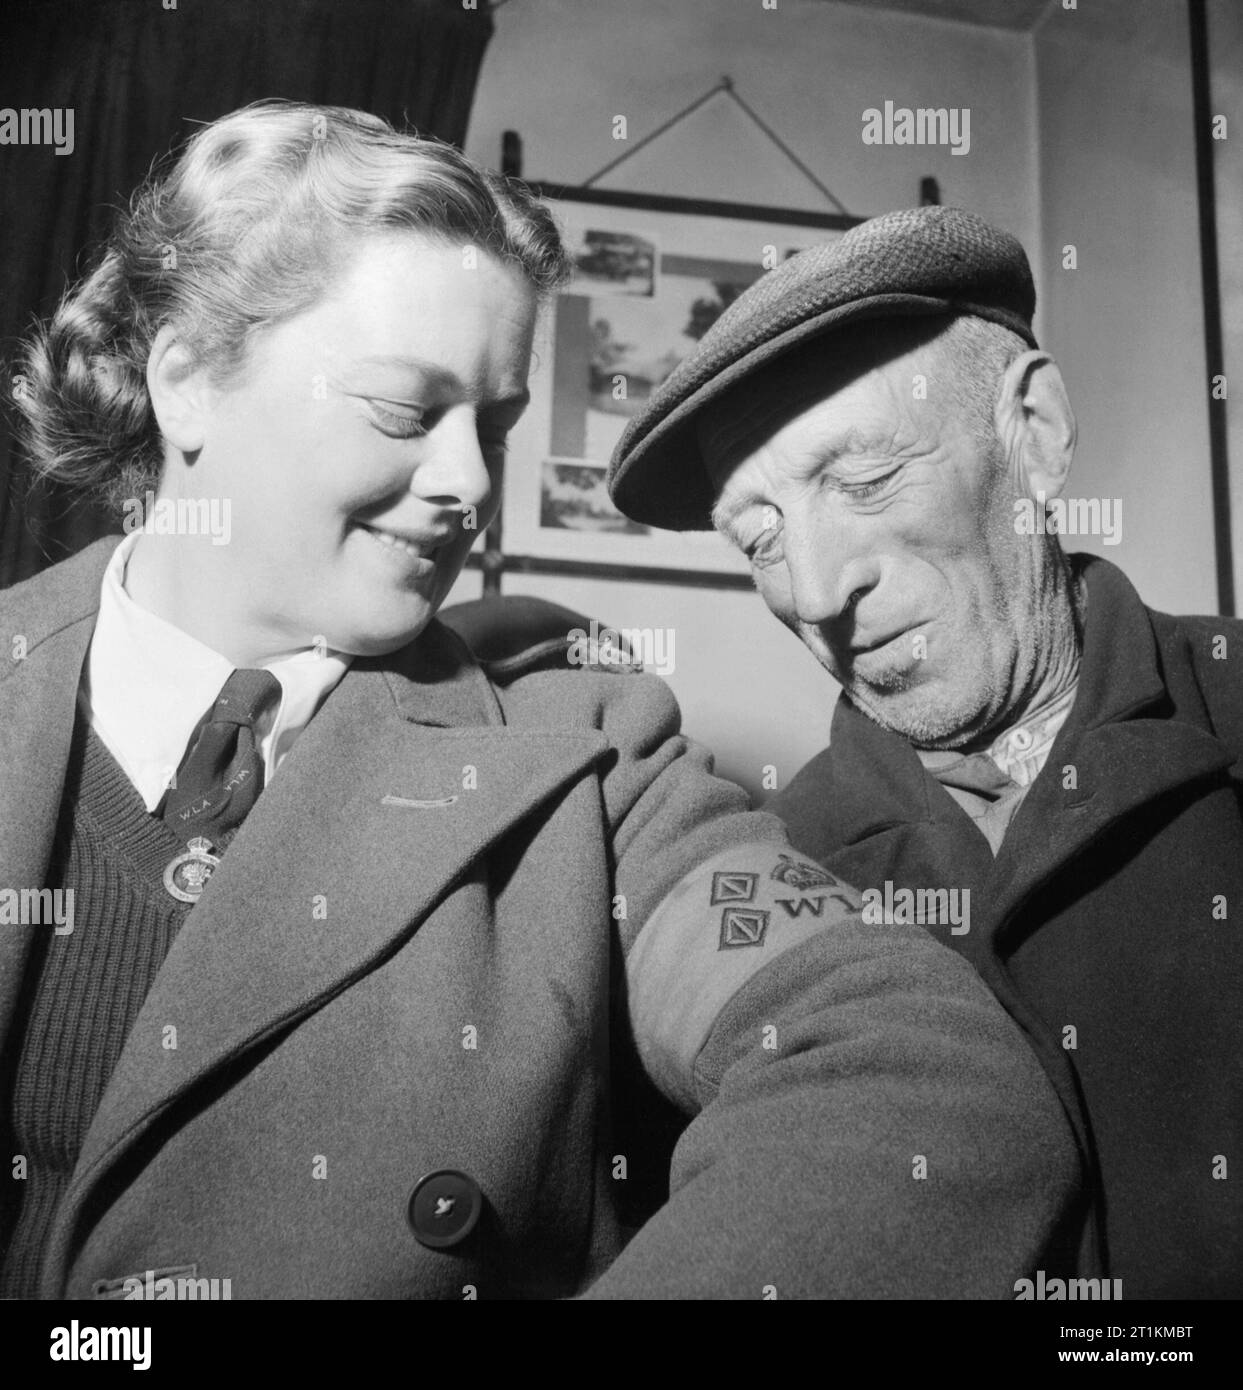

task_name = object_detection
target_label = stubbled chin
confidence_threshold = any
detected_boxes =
[833,658,950,722]
[855,687,999,748]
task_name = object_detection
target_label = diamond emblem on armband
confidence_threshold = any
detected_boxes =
[710,871,758,905]
[718,907,770,950]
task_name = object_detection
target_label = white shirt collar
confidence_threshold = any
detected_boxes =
[83,531,352,812]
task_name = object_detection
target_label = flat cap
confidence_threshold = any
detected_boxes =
[606,205,1037,531]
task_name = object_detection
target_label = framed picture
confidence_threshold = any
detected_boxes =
[495,186,862,589]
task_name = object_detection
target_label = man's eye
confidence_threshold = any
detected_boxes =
[844,469,899,500]
[745,525,783,567]
[368,401,428,439]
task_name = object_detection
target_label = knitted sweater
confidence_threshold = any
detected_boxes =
[0,716,239,1297]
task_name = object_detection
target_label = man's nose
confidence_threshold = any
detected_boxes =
[782,507,879,626]
[410,405,494,515]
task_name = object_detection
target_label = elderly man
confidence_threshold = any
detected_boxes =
[607,205,1242,1299]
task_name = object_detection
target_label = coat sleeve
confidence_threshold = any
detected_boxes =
[582,672,1082,1299]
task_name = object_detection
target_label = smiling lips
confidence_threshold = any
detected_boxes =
[356,521,453,560]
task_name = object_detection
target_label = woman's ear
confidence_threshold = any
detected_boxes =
[995,349,1077,501]
[146,325,212,455]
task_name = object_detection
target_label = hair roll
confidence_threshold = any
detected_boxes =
[9,100,571,512]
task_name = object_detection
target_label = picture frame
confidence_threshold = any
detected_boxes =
[492,185,863,590]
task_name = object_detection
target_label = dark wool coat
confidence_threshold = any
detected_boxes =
[0,538,1078,1300]
[769,555,1243,1299]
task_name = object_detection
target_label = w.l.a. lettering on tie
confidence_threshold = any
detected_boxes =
[160,667,282,903]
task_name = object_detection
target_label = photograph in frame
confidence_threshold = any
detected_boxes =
[498,188,860,585]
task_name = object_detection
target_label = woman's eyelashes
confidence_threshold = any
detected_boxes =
[366,399,428,439]
[362,398,514,456]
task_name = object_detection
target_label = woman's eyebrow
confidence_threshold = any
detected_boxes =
[351,354,460,389]
[348,356,530,412]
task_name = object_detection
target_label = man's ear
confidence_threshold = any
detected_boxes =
[146,325,213,456]
[995,350,1077,500]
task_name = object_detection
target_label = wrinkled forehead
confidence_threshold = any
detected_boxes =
[696,315,950,486]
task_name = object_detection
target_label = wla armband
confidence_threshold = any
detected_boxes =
[626,845,864,1110]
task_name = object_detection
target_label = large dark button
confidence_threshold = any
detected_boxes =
[408,1169,483,1250]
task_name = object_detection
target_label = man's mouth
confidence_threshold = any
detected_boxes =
[850,624,918,657]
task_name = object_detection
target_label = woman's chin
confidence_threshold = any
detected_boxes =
[323,595,441,658]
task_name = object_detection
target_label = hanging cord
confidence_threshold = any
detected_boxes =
[580,75,851,217]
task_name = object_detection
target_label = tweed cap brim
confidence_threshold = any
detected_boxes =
[605,206,1038,532]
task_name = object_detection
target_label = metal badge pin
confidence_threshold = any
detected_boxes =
[163,836,221,904]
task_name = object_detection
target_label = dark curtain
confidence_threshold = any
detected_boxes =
[0,0,495,587]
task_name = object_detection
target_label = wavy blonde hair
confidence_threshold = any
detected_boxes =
[11,101,570,511]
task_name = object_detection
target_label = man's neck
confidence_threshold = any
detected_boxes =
[1018,569,1085,717]
[960,558,1087,755]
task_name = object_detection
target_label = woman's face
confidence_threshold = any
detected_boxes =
[164,234,538,658]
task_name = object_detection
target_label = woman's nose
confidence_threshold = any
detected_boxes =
[411,405,494,513]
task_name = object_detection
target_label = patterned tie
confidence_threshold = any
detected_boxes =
[161,668,282,846]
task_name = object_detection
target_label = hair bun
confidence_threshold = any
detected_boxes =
[12,247,160,510]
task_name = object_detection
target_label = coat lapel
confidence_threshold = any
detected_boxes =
[986,558,1239,946]
[0,538,120,1053]
[41,620,610,1292]
[988,717,1235,946]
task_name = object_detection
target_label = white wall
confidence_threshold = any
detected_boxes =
[468,0,1039,242]
[1034,0,1218,615]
